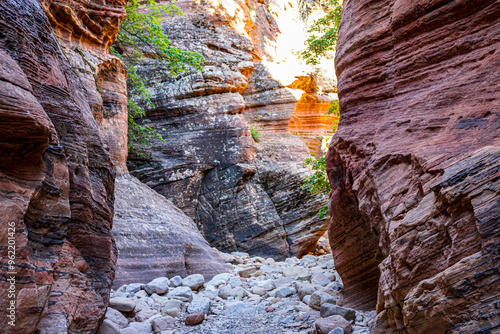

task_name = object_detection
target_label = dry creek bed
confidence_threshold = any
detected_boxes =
[101,251,375,334]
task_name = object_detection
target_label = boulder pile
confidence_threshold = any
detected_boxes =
[100,252,374,334]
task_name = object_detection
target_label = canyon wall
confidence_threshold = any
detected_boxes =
[127,0,336,259]
[0,0,126,332]
[113,174,230,287]
[327,0,500,333]
[43,0,233,292]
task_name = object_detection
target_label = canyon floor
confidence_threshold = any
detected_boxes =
[103,251,373,334]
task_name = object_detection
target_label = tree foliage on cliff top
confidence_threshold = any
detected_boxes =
[112,0,204,152]
[301,0,342,65]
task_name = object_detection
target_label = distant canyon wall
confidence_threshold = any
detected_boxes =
[327,0,500,333]
[127,0,338,259]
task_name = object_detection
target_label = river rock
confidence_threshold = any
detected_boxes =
[151,316,175,332]
[98,319,121,334]
[188,295,211,314]
[283,267,310,280]
[167,287,193,302]
[144,277,170,295]
[135,308,158,322]
[311,273,331,286]
[328,328,345,334]
[252,287,267,296]
[315,315,353,334]
[275,286,294,298]
[109,298,136,313]
[119,328,138,334]
[182,274,205,290]
[320,304,356,322]
[296,282,320,301]
[236,266,258,278]
[125,284,143,294]
[309,291,336,311]
[218,285,236,300]
[256,279,276,291]
[161,299,183,317]
[169,276,182,287]
[127,322,152,334]
[105,308,129,329]
[185,311,205,326]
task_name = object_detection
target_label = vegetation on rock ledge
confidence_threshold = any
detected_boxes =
[112,0,204,153]
[250,125,262,142]
[301,0,342,218]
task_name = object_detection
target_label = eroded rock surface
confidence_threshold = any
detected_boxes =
[0,0,125,332]
[327,0,500,332]
[127,0,333,259]
[113,175,230,287]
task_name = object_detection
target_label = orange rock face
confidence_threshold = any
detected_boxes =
[40,0,126,51]
[288,76,339,157]
[0,0,126,332]
[327,0,500,332]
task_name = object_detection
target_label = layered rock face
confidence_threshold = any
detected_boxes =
[127,0,332,259]
[288,75,339,157]
[113,175,230,287]
[0,0,125,332]
[327,0,500,333]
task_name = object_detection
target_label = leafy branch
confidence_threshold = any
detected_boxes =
[300,0,342,65]
[112,0,205,153]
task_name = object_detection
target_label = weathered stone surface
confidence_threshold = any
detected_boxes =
[187,295,211,314]
[182,274,205,290]
[151,316,175,332]
[98,319,121,334]
[105,308,129,329]
[185,311,205,326]
[134,309,158,322]
[113,175,229,287]
[40,0,126,51]
[126,0,331,260]
[327,0,500,332]
[310,291,337,311]
[144,277,170,295]
[109,298,136,313]
[314,315,353,334]
[0,0,125,333]
[167,286,194,303]
[283,266,310,280]
[119,328,138,334]
[320,304,356,322]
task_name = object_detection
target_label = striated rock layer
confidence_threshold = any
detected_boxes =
[0,0,125,332]
[127,0,331,259]
[288,75,339,157]
[327,0,500,333]
[112,175,230,287]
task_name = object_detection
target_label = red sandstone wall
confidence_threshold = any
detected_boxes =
[0,0,126,332]
[327,0,500,332]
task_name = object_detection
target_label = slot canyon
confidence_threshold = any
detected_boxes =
[0,0,498,333]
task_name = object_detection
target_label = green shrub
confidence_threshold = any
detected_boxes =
[250,126,261,142]
[302,154,330,218]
